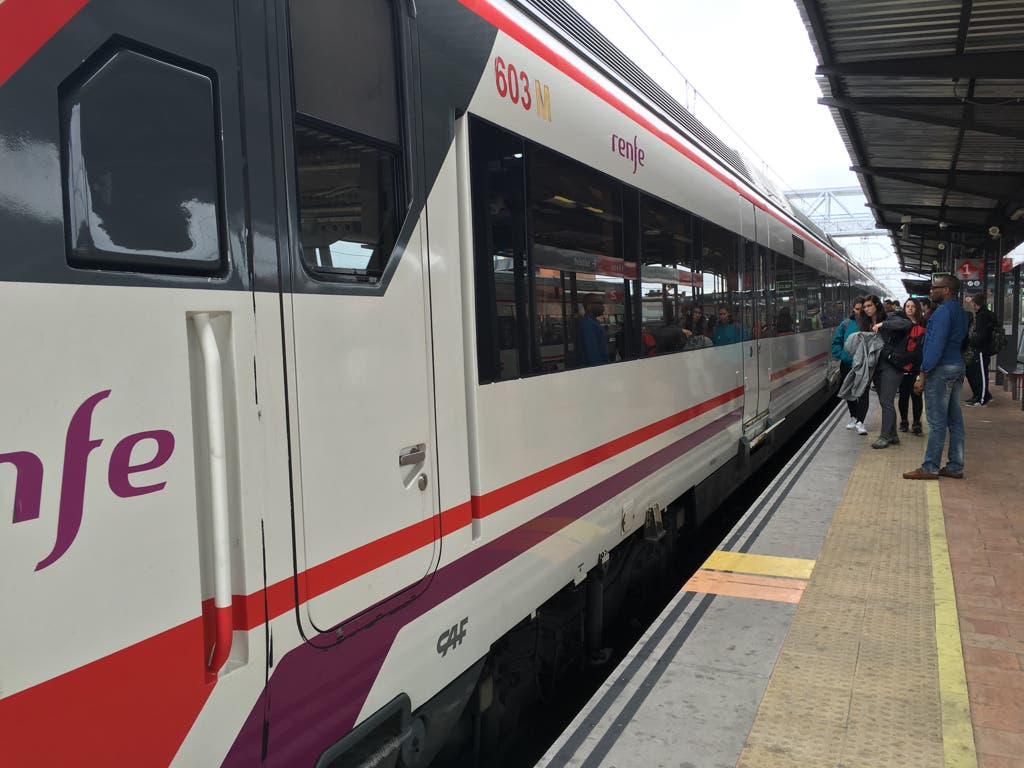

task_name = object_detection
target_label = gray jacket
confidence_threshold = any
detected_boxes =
[838,331,884,401]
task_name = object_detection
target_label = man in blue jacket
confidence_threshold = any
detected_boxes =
[903,274,970,480]
[577,296,611,366]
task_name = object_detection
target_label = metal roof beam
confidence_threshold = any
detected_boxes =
[819,96,1024,140]
[817,51,1024,79]
[851,165,1024,203]
[854,166,1024,179]
[865,203,994,229]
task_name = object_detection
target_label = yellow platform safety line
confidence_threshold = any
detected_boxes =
[926,482,978,768]
[702,550,815,580]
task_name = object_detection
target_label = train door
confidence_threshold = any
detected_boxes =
[276,0,440,635]
[0,2,274,763]
[740,205,771,429]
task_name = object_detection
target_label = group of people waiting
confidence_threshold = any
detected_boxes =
[832,274,997,480]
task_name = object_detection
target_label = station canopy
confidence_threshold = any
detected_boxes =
[794,0,1024,278]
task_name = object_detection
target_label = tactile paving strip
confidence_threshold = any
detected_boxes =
[737,419,947,768]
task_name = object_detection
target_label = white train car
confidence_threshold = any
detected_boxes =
[0,0,883,765]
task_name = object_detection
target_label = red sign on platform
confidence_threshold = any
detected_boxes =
[955,259,983,283]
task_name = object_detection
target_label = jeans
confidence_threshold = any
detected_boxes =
[922,364,966,474]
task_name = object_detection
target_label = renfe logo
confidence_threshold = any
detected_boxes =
[611,133,646,174]
[2,390,175,571]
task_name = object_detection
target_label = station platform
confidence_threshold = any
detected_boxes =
[537,393,1024,768]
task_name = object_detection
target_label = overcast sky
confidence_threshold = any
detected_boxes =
[567,0,908,295]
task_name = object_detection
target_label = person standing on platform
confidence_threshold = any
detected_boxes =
[903,274,971,480]
[868,297,912,449]
[838,296,885,436]
[965,292,996,406]
[919,297,933,325]
[832,297,864,430]
[897,298,927,435]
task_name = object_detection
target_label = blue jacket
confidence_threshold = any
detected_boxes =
[831,318,858,364]
[920,300,969,372]
[577,313,610,365]
[713,322,747,346]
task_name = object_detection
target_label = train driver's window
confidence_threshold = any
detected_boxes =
[60,48,223,274]
[288,0,404,283]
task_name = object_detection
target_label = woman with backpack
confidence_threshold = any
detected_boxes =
[897,298,927,435]
[866,295,912,449]
[832,297,864,431]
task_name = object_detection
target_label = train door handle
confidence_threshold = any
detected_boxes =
[399,443,427,467]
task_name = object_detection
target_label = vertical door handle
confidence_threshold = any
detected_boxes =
[193,313,233,680]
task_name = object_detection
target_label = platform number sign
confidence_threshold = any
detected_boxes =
[955,259,984,290]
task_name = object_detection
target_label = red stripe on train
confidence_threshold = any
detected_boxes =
[0,617,214,767]
[770,351,829,381]
[0,0,89,88]
[457,0,845,264]
[470,387,744,519]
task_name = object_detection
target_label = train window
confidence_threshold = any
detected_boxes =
[470,118,638,383]
[289,0,404,282]
[772,251,796,334]
[527,147,631,372]
[290,0,400,145]
[822,272,848,328]
[61,49,223,274]
[470,119,528,383]
[793,258,825,332]
[700,221,745,346]
[640,195,702,354]
[741,241,770,339]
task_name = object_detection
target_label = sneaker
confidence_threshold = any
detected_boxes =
[965,398,979,405]
[981,395,993,405]
[899,422,909,433]
[971,400,986,407]
[911,423,923,435]
[845,418,858,430]
[889,436,900,445]
[939,467,964,479]
[855,422,868,435]
[871,437,890,449]
[903,467,939,480]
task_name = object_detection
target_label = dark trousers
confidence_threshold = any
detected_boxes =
[840,361,858,418]
[874,363,903,440]
[898,372,923,425]
[852,388,870,423]
[965,350,991,402]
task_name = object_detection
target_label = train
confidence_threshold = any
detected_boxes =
[0,0,884,765]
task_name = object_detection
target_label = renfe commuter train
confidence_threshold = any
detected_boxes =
[0,0,883,765]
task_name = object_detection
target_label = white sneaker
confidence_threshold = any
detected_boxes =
[845,418,858,430]
[855,422,868,435]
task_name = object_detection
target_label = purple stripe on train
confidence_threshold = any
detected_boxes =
[222,409,742,767]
